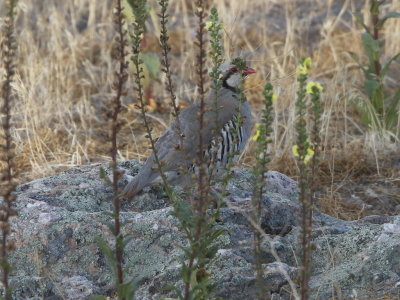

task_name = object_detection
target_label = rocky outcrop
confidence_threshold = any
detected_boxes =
[8,161,400,299]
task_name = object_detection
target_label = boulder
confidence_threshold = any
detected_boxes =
[6,161,400,299]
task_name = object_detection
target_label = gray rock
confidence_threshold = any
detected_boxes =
[63,276,95,300]
[7,162,400,299]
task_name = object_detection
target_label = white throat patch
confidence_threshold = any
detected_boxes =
[226,73,241,89]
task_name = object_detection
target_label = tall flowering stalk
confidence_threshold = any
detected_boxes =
[251,83,275,299]
[96,2,137,299]
[307,81,323,225]
[206,7,224,187]
[181,1,210,299]
[0,1,19,299]
[169,6,228,300]
[293,57,313,300]
[194,0,208,208]
[109,0,129,297]
[292,58,324,300]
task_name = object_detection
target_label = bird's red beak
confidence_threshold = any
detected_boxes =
[243,67,256,75]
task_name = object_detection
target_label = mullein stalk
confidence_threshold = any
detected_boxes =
[252,83,275,300]
[206,7,224,188]
[308,82,322,236]
[0,1,18,299]
[294,57,313,300]
[183,1,208,299]
[194,0,208,208]
[110,0,129,296]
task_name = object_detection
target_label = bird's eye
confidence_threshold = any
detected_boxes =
[229,67,238,73]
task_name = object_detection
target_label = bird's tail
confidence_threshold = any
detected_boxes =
[122,167,154,198]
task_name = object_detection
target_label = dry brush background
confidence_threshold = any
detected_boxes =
[0,0,399,220]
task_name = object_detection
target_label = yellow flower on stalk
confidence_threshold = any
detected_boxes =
[252,123,262,142]
[205,21,223,31]
[306,81,323,95]
[205,21,213,30]
[296,57,312,75]
[292,143,314,164]
[272,93,278,102]
[253,123,272,143]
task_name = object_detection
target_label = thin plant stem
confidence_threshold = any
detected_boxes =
[206,7,224,188]
[252,83,275,300]
[0,1,19,299]
[158,0,184,150]
[110,0,129,295]
[309,85,322,239]
[183,1,208,299]
[194,0,208,209]
[295,59,312,300]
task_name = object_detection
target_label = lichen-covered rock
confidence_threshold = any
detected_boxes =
[7,162,400,299]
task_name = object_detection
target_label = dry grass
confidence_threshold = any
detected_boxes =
[0,0,399,219]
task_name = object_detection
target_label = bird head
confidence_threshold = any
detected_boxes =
[219,58,256,91]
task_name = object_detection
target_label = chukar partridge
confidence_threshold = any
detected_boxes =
[123,59,255,198]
